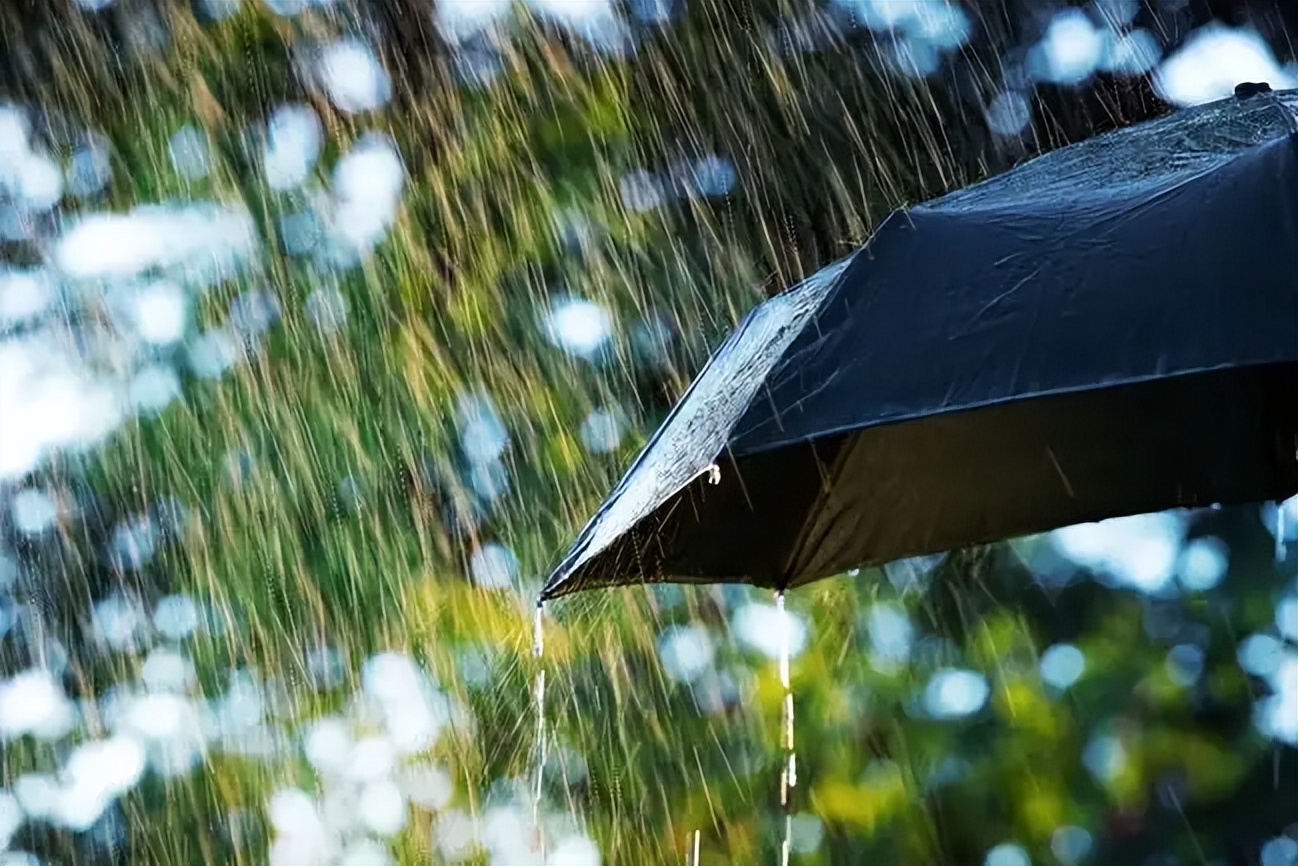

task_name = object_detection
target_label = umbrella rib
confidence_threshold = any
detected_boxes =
[775,436,859,589]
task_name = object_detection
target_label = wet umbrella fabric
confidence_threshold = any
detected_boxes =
[541,90,1298,602]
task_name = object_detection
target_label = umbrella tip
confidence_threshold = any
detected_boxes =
[1235,81,1273,100]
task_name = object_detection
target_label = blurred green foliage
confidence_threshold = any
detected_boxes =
[0,2,1294,866]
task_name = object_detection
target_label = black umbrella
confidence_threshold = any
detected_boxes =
[540,85,1298,603]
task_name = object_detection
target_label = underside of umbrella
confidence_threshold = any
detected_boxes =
[541,89,1298,602]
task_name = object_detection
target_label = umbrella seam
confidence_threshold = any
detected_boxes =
[736,359,1298,459]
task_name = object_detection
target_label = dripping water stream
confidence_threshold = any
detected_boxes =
[777,591,796,866]
[1274,501,1292,790]
[533,601,547,859]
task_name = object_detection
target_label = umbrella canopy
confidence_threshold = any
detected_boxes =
[541,87,1298,602]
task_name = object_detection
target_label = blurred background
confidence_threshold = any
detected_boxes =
[0,0,1296,864]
